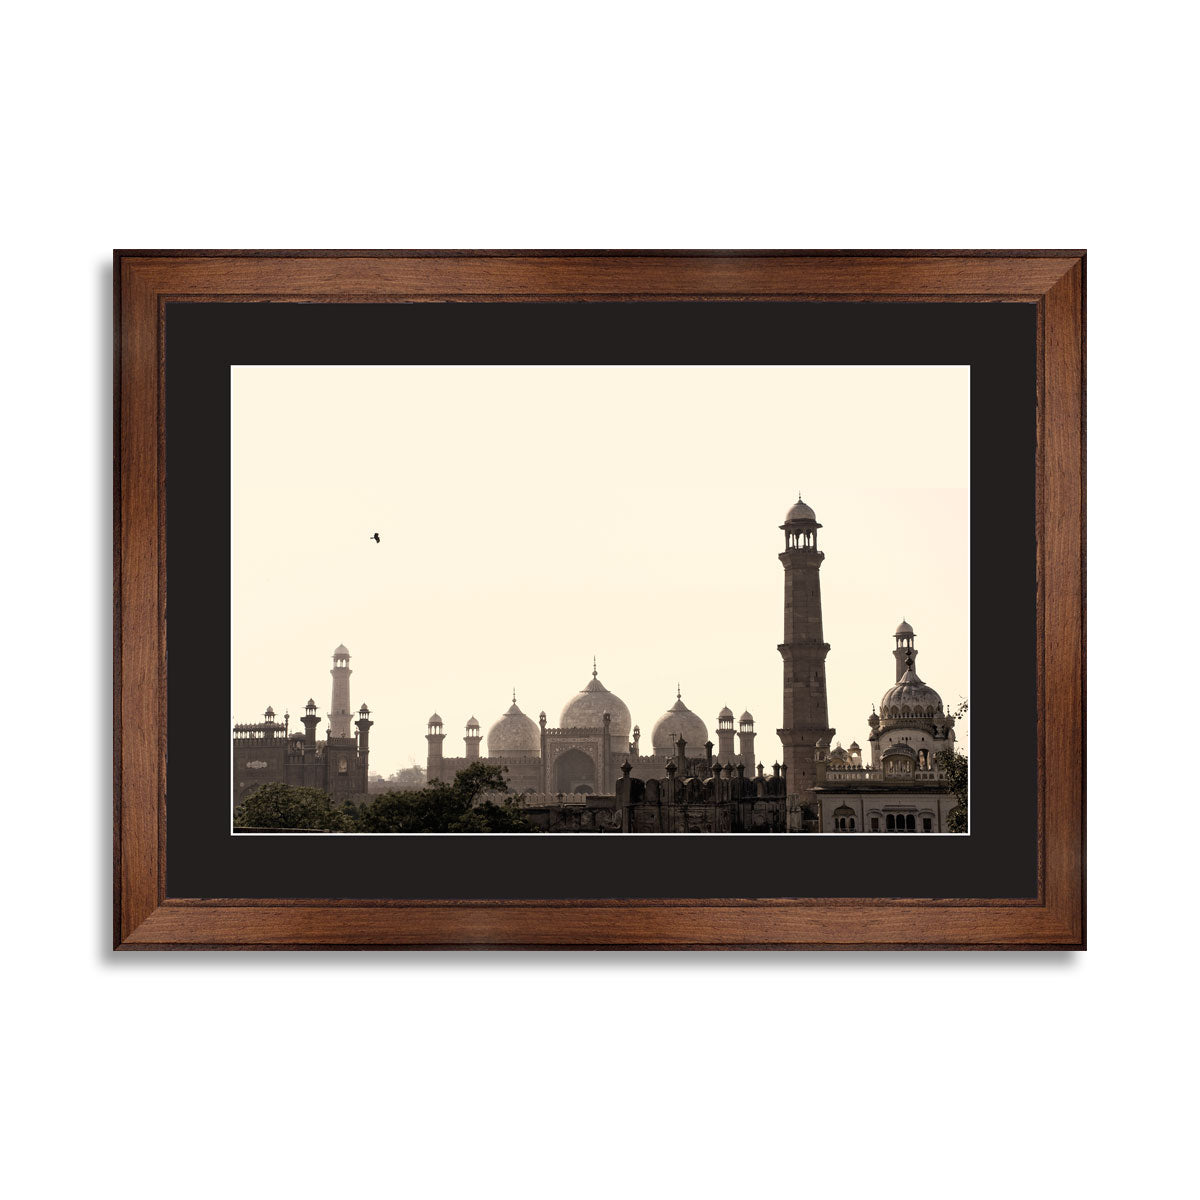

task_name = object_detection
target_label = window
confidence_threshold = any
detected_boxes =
[906,814,916,831]
[923,817,933,832]
[886,814,896,831]
[871,816,880,832]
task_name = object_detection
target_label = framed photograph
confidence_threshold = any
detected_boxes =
[114,249,1084,950]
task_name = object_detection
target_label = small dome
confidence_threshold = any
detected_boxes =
[559,667,632,742]
[718,705,734,720]
[264,706,275,718]
[784,493,817,524]
[359,703,370,714]
[880,667,944,720]
[895,620,914,637]
[739,710,754,724]
[833,803,856,817]
[333,644,350,657]
[848,741,861,751]
[466,715,480,730]
[651,691,709,755]
[487,700,540,757]
[427,712,443,726]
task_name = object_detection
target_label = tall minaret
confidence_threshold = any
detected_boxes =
[328,644,353,738]
[777,493,835,796]
[893,619,916,682]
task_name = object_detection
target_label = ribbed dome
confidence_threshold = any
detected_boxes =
[559,669,632,742]
[784,494,817,524]
[651,692,709,755]
[333,644,350,657]
[880,668,943,720]
[739,710,754,724]
[466,715,480,730]
[718,705,734,720]
[895,619,914,636]
[427,712,443,726]
[487,701,540,757]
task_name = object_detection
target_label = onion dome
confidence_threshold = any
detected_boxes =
[487,698,540,757]
[718,705,734,720]
[848,741,861,751]
[333,644,350,657]
[880,663,944,721]
[784,493,817,523]
[264,706,275,718]
[739,710,754,725]
[466,715,480,730]
[559,662,632,742]
[895,619,914,637]
[651,687,709,754]
[427,712,443,727]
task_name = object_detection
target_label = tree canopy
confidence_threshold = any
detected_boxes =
[938,698,969,833]
[234,764,538,834]
[234,782,355,831]
[358,762,536,833]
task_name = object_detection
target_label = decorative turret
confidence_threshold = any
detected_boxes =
[893,619,917,683]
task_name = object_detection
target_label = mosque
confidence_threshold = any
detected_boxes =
[231,492,962,831]
[422,491,962,833]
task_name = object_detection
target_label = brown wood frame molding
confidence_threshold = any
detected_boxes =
[113,250,1085,950]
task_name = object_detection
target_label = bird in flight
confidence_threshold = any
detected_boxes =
[370,532,381,543]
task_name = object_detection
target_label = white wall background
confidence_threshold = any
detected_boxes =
[4,2,1193,1198]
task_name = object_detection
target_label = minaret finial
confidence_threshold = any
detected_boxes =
[676,682,681,701]
[592,655,597,679]
[513,687,517,704]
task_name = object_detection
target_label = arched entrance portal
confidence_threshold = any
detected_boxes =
[554,748,596,794]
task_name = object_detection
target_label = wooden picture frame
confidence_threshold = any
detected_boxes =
[114,249,1084,950]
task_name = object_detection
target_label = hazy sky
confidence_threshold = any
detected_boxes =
[232,366,969,775]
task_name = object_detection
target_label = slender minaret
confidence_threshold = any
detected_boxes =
[355,703,373,781]
[738,711,756,772]
[464,716,482,760]
[301,698,321,761]
[777,493,835,796]
[426,713,445,781]
[893,620,917,682]
[328,644,353,738]
[716,707,737,762]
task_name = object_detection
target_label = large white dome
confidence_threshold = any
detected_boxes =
[487,700,540,757]
[651,691,710,755]
[559,669,632,742]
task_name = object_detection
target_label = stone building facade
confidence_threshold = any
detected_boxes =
[232,646,373,809]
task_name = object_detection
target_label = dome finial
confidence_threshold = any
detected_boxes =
[512,686,517,704]
[592,655,597,679]
[676,682,681,701]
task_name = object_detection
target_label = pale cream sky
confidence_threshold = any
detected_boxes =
[232,366,969,775]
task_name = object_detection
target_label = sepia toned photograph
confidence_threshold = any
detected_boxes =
[231,365,969,835]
